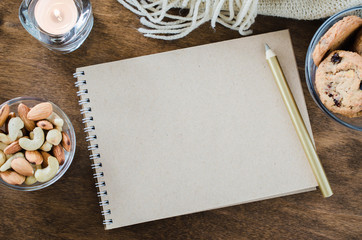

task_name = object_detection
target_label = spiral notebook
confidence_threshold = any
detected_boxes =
[74,30,318,230]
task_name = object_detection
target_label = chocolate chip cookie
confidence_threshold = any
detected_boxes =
[353,27,362,55]
[313,16,362,66]
[315,50,362,118]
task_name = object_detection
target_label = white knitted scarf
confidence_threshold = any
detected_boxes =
[117,0,361,40]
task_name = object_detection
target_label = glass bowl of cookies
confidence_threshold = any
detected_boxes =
[305,5,362,131]
[0,97,76,191]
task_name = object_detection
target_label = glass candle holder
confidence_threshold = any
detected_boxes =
[19,0,93,53]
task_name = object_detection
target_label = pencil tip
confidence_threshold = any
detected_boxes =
[264,43,270,52]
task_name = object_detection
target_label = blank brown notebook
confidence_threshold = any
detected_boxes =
[74,30,317,230]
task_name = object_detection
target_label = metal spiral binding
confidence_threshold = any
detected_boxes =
[74,71,112,226]
[103,219,113,225]
[96,181,106,187]
[73,71,85,78]
[75,80,86,87]
[81,107,92,114]
[78,98,90,105]
[93,172,104,178]
[88,144,98,151]
[84,126,95,132]
[101,210,111,216]
[85,135,97,141]
[77,89,88,96]
[91,162,102,169]
[82,116,94,123]
[97,190,107,197]
[99,200,109,206]
[90,153,101,160]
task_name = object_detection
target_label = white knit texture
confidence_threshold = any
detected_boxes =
[258,0,360,20]
[117,0,361,40]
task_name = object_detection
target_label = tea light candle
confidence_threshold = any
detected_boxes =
[34,0,78,35]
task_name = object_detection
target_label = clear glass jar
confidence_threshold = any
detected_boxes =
[305,5,362,131]
[0,97,76,191]
[19,0,93,53]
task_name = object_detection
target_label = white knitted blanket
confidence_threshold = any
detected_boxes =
[118,0,361,40]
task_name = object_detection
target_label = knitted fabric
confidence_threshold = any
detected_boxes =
[258,0,360,20]
[117,0,361,40]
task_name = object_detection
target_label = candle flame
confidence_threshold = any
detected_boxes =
[53,9,62,22]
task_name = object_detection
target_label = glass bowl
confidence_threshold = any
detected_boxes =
[0,97,76,191]
[305,5,362,131]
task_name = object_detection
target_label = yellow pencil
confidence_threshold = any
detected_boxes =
[265,43,333,198]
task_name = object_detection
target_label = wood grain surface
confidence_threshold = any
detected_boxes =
[0,1,361,239]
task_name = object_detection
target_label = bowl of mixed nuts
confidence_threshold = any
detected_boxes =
[0,97,76,191]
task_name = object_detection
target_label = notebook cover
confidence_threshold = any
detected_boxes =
[75,30,317,230]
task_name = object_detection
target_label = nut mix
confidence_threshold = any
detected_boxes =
[0,102,71,186]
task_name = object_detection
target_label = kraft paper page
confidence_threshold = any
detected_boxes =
[75,30,317,229]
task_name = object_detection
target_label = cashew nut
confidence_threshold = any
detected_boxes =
[0,142,8,151]
[17,130,23,139]
[25,165,41,185]
[30,163,42,171]
[0,150,5,166]
[19,127,44,151]
[0,152,24,172]
[25,175,37,185]
[47,112,64,131]
[0,134,10,145]
[46,129,62,145]
[40,141,53,152]
[0,117,24,144]
[34,156,59,182]
[4,112,16,133]
[29,131,34,139]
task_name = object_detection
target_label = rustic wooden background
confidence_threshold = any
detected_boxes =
[0,0,361,239]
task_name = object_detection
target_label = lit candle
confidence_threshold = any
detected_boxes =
[34,0,78,35]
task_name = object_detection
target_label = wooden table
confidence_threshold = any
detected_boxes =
[0,1,361,239]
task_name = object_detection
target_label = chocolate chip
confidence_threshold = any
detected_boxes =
[331,53,342,64]
[328,94,333,97]
[333,99,341,107]
[360,81,362,90]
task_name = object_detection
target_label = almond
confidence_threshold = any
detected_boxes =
[36,120,53,130]
[25,150,43,165]
[0,104,10,127]
[52,144,65,165]
[11,157,34,176]
[18,103,35,131]
[40,151,52,168]
[61,132,71,152]
[3,140,22,155]
[0,171,25,185]
[27,102,53,121]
